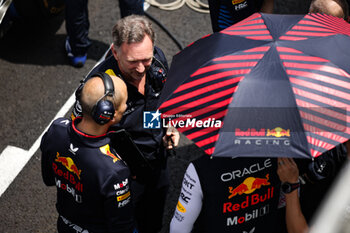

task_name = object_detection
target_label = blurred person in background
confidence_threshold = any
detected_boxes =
[208,0,274,32]
[64,0,145,67]
[309,0,349,21]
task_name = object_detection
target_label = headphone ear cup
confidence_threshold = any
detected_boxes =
[91,100,115,125]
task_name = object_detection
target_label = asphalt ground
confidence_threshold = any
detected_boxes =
[0,1,312,232]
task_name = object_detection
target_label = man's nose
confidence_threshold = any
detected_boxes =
[135,62,145,73]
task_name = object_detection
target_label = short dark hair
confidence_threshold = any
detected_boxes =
[112,14,155,48]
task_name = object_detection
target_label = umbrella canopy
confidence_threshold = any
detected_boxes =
[158,13,350,159]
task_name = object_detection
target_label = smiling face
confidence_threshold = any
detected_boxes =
[112,35,154,85]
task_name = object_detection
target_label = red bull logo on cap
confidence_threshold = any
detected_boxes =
[100,144,120,163]
[55,152,82,180]
[228,174,270,199]
[266,127,290,138]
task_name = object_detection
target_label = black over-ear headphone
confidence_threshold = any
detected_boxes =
[79,72,115,125]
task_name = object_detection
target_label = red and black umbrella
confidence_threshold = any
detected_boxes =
[158,13,350,159]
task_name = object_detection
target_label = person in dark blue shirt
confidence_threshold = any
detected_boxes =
[170,156,284,233]
[41,74,137,232]
[208,0,274,32]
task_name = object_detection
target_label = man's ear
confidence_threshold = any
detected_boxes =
[111,44,118,61]
[110,110,118,124]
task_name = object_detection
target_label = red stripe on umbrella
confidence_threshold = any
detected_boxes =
[307,135,337,151]
[186,126,219,140]
[221,14,272,40]
[296,99,349,123]
[279,14,350,41]
[246,36,273,40]
[224,30,271,35]
[287,70,350,89]
[162,78,241,108]
[230,25,268,30]
[280,55,328,62]
[305,14,347,33]
[286,31,335,37]
[196,134,221,147]
[175,72,245,93]
[300,110,349,133]
[191,62,257,77]
[214,54,264,61]
[294,88,350,108]
[205,147,215,156]
[292,25,337,32]
[310,149,322,158]
[305,14,350,35]
[163,97,233,119]
[279,36,308,41]
[303,123,349,143]
[290,78,350,101]
[191,63,255,76]
[283,63,350,78]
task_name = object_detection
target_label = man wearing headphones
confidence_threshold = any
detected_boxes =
[41,74,137,232]
[72,15,180,233]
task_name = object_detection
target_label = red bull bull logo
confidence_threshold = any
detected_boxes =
[228,174,270,199]
[55,152,82,180]
[266,127,290,138]
[100,144,120,163]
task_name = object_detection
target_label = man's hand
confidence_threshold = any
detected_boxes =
[163,126,180,150]
[277,157,299,183]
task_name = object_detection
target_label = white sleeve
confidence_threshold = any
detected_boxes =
[170,163,203,233]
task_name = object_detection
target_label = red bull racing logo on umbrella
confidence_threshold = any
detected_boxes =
[235,127,290,138]
[228,174,270,199]
[55,152,82,180]
[234,127,290,146]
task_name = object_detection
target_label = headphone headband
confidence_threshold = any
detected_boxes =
[95,72,114,96]
[90,72,116,125]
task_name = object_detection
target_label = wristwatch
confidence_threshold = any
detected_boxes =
[281,182,300,194]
